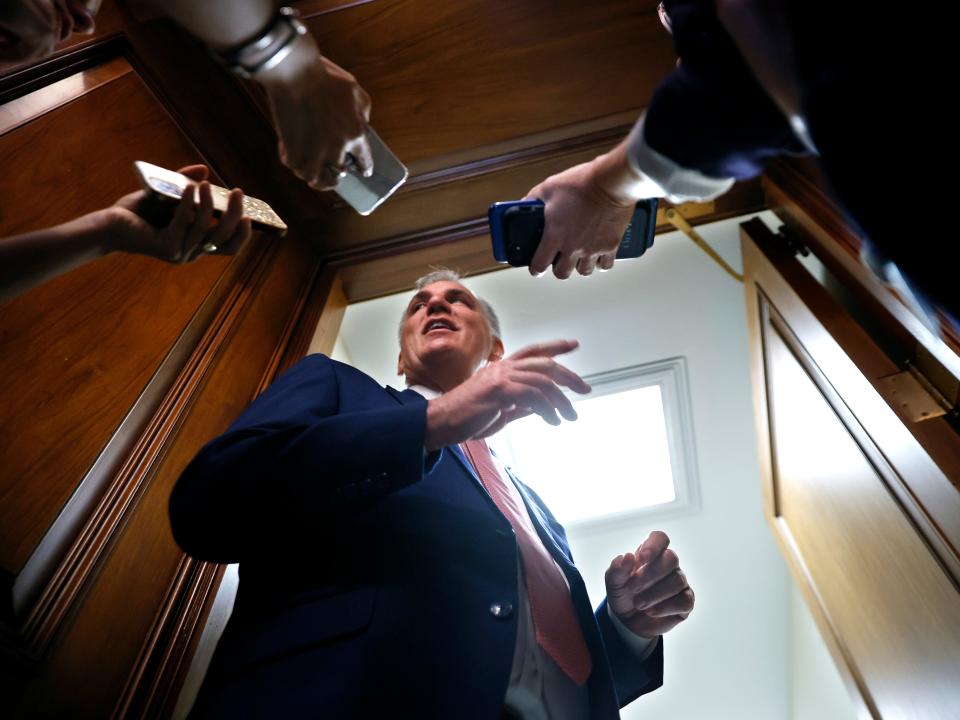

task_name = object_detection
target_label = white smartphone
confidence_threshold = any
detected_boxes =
[133,161,288,236]
[334,126,408,215]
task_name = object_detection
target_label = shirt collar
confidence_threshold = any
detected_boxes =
[406,383,441,400]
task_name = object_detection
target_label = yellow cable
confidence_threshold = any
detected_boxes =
[664,208,744,283]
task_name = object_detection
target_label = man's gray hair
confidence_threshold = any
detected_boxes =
[398,268,501,343]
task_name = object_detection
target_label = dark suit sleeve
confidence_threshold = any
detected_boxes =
[169,354,433,562]
[643,0,805,180]
[595,598,664,707]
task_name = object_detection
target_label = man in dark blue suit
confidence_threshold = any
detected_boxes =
[170,269,696,718]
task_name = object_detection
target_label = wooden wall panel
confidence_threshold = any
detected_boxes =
[0,28,317,717]
[11,235,316,719]
[0,65,230,596]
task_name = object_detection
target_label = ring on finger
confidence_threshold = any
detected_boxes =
[323,162,349,181]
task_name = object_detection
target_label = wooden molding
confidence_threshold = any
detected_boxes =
[397,124,634,197]
[0,56,132,136]
[15,240,275,659]
[329,178,764,303]
[305,272,348,358]
[0,35,127,104]
[113,558,225,720]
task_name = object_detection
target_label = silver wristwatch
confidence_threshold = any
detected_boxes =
[216,6,308,78]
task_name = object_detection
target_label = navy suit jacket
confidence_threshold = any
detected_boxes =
[170,354,663,718]
[643,0,954,319]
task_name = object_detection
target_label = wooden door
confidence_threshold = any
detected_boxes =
[742,216,960,719]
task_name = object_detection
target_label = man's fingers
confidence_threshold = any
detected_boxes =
[552,252,577,280]
[512,356,591,395]
[644,587,695,618]
[508,339,580,362]
[176,164,209,182]
[636,530,671,566]
[529,224,560,277]
[184,181,214,250]
[344,134,374,178]
[605,555,638,617]
[498,374,568,426]
[605,553,637,590]
[577,254,598,276]
[357,86,372,123]
[166,181,198,257]
[510,370,578,422]
[634,569,689,612]
[205,188,243,247]
[628,548,680,594]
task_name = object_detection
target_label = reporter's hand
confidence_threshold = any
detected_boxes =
[424,339,591,451]
[525,159,635,279]
[525,139,662,279]
[108,164,251,264]
[257,34,373,191]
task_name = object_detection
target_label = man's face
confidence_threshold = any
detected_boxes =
[398,281,502,390]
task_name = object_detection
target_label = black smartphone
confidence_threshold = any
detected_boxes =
[488,198,659,267]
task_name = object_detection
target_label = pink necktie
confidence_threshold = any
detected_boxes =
[462,439,592,685]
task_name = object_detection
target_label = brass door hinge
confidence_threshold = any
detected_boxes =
[877,367,952,422]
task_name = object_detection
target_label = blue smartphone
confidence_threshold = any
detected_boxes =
[488,198,659,267]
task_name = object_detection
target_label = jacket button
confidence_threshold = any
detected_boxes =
[489,602,514,618]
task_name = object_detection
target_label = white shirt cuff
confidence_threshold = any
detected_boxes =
[626,112,735,204]
[607,603,659,661]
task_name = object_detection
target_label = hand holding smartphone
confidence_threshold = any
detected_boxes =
[488,198,658,267]
[133,161,288,236]
[331,125,408,215]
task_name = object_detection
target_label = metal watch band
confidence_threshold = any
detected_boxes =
[216,7,308,79]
